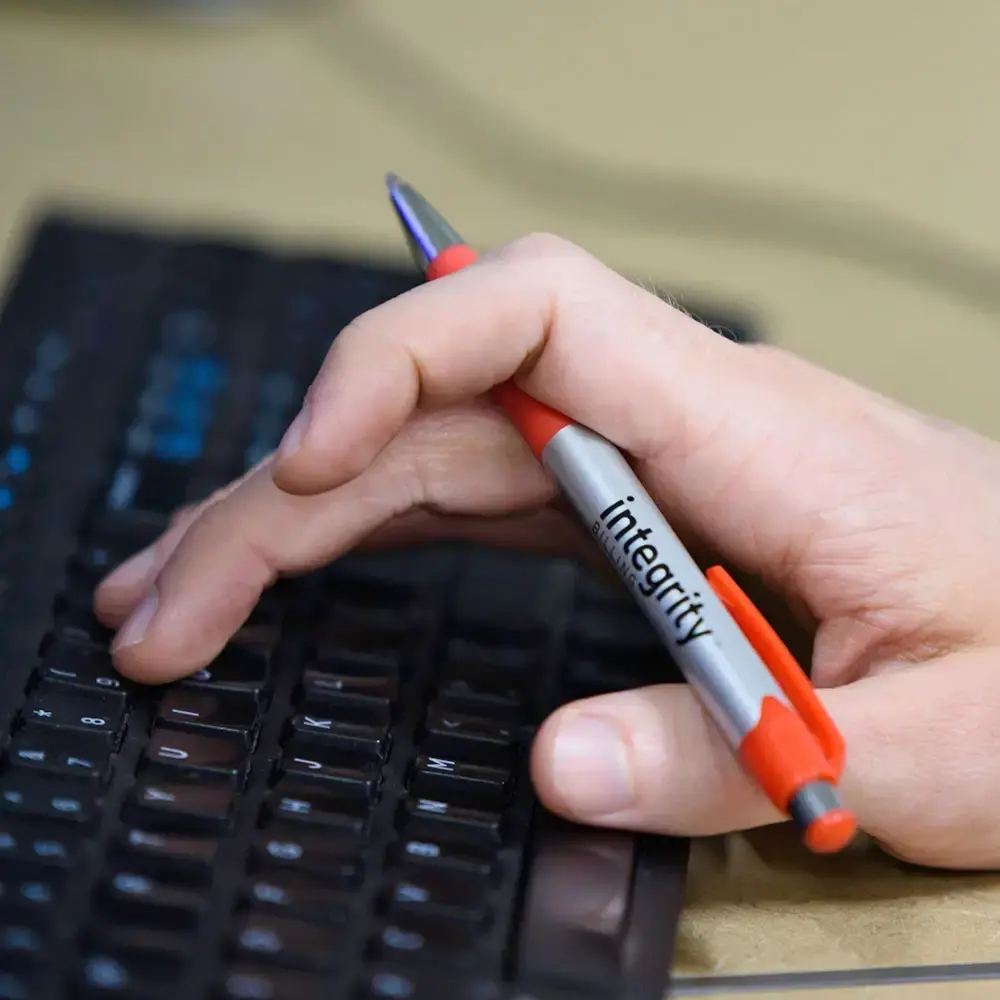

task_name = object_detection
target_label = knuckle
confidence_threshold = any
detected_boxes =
[496,231,587,264]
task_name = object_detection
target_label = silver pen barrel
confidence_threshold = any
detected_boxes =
[542,424,790,747]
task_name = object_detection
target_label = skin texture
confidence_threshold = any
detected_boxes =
[94,233,1000,870]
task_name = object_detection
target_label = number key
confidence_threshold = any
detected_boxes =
[0,821,84,869]
[35,642,128,702]
[179,645,269,701]
[20,686,125,747]
[0,776,99,826]
[7,730,111,785]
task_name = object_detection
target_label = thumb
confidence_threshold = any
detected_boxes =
[530,646,1000,869]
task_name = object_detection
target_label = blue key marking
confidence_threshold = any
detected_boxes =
[370,973,416,998]
[3,446,30,476]
[106,463,139,511]
[36,332,69,369]
[174,356,227,393]
[84,957,129,990]
[22,372,54,403]
[19,882,50,904]
[161,392,213,427]
[142,354,228,463]
[9,406,38,436]
[152,429,203,462]
[0,488,13,513]
[1,927,39,952]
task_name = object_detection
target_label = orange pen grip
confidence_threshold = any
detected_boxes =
[705,566,845,778]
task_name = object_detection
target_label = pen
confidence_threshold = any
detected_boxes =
[385,173,858,853]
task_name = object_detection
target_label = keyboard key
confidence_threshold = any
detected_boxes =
[287,714,390,760]
[250,827,364,885]
[438,656,527,712]
[116,828,219,885]
[373,916,478,968]
[51,600,115,647]
[450,550,565,637]
[301,659,398,710]
[242,871,351,924]
[20,686,125,746]
[179,645,270,700]
[358,970,501,1000]
[100,870,206,930]
[310,624,407,671]
[422,704,517,764]
[393,837,494,881]
[0,916,48,962]
[297,692,387,730]
[35,644,129,700]
[0,777,99,826]
[263,783,369,837]
[278,745,381,801]
[144,728,249,782]
[385,871,491,926]
[6,729,112,784]
[0,821,85,869]
[445,636,536,675]
[231,914,338,970]
[409,756,513,809]
[402,797,502,848]
[217,966,328,1000]
[68,542,139,589]
[124,782,235,834]
[566,603,660,653]
[515,821,642,994]
[77,951,155,996]
[0,872,62,914]
[436,675,523,718]
[156,689,258,742]
[84,925,190,979]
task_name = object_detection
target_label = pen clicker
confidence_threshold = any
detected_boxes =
[385,173,858,853]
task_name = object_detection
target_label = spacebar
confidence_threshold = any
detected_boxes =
[515,814,639,994]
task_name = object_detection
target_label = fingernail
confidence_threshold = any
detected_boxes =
[552,715,634,817]
[112,589,159,652]
[277,404,309,460]
[102,546,157,591]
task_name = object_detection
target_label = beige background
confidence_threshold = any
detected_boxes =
[2,3,1000,997]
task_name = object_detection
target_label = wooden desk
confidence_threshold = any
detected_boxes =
[2,4,1000,996]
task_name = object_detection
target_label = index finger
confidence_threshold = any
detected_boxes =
[271,232,898,604]
[272,233,731,495]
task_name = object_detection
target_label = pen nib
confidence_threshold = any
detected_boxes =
[384,171,466,270]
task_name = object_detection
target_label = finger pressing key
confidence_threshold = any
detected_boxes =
[101,406,554,684]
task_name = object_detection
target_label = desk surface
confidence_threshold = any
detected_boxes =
[2,4,1000,997]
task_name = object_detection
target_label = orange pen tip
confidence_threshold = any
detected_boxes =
[804,808,858,854]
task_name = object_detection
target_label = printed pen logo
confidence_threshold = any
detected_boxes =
[593,496,712,646]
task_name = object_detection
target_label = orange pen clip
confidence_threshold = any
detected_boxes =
[706,566,855,852]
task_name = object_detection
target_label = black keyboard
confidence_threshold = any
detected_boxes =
[0,213,753,1000]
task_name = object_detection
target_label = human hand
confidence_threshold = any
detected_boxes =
[94,234,1000,870]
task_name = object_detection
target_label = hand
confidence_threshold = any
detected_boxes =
[94,234,1000,870]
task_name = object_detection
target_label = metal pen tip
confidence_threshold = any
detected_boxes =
[384,172,466,271]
